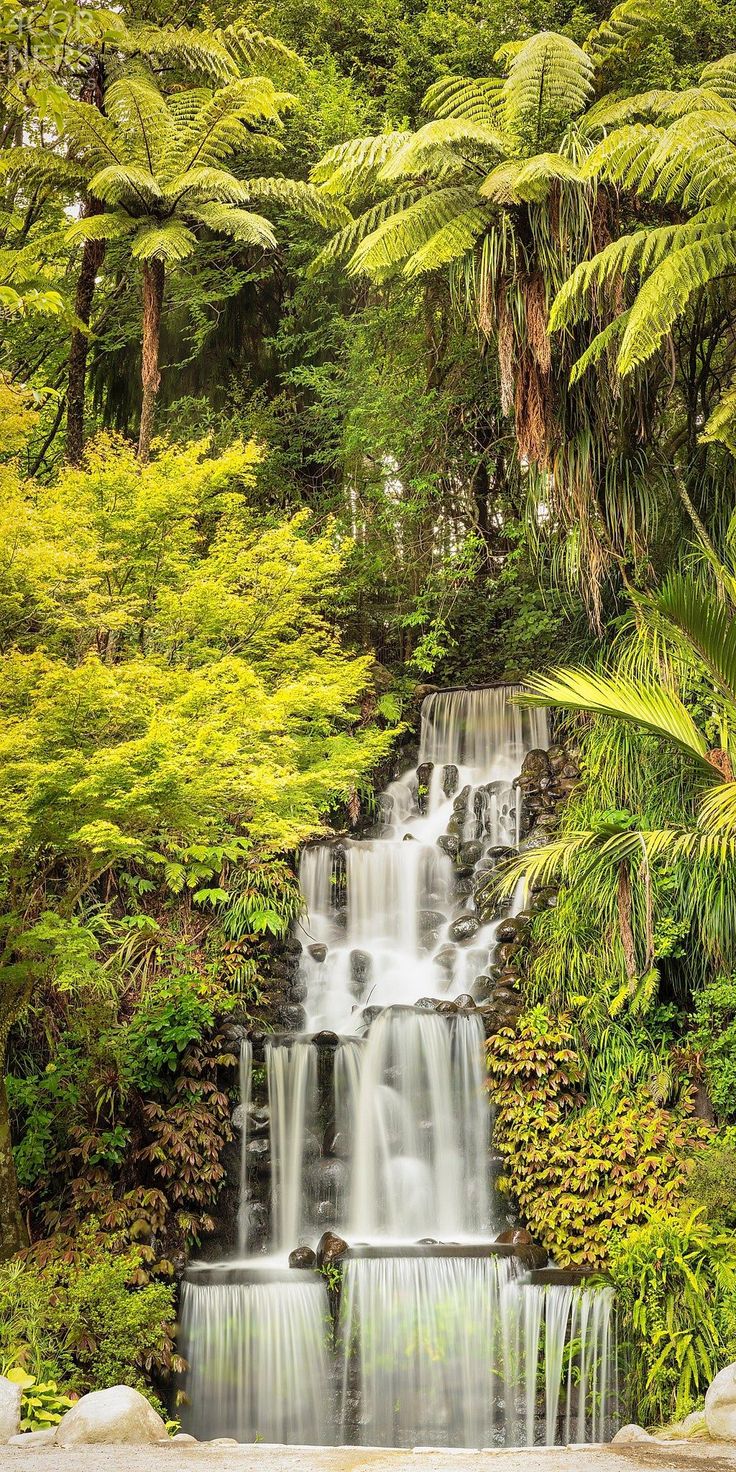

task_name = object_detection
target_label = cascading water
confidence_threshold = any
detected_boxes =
[180,685,620,1448]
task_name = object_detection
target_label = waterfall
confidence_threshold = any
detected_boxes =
[236,1039,253,1255]
[179,1275,332,1445]
[267,1039,318,1252]
[181,685,620,1448]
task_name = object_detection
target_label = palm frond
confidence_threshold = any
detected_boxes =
[651,574,736,710]
[516,667,713,770]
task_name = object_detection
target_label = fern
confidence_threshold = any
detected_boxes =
[617,233,736,374]
[501,32,594,147]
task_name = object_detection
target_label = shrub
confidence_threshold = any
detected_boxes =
[0,1233,180,1406]
[692,976,736,1120]
[609,1207,736,1426]
[487,1008,705,1266]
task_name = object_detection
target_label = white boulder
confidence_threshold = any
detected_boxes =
[55,1386,168,1446]
[612,1423,652,1443]
[0,1376,21,1443]
[706,1361,736,1442]
[7,1429,57,1447]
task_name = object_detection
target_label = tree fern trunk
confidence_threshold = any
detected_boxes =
[0,1031,26,1261]
[66,222,105,467]
[138,259,165,463]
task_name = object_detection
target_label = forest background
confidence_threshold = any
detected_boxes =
[4,0,736,1434]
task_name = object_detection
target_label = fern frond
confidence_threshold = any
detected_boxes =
[104,77,172,174]
[218,20,301,75]
[423,76,503,125]
[583,124,664,191]
[480,151,583,202]
[0,147,84,191]
[310,133,412,195]
[379,118,508,182]
[639,113,736,209]
[700,54,736,105]
[122,23,236,81]
[59,97,126,169]
[700,374,736,454]
[308,192,421,273]
[348,187,488,277]
[503,32,594,146]
[87,163,162,208]
[130,221,198,262]
[163,165,253,205]
[584,91,677,130]
[237,177,351,228]
[191,204,277,249]
[165,79,291,175]
[617,231,736,374]
[403,206,492,276]
[569,311,632,383]
[587,0,673,60]
[65,212,136,245]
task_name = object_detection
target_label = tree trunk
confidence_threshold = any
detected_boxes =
[137,259,165,463]
[66,225,106,466]
[0,1036,26,1261]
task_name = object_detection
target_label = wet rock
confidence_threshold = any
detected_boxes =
[436,1000,457,1014]
[289,1246,317,1270]
[494,986,521,1006]
[280,1004,307,1030]
[308,943,328,963]
[313,1030,340,1048]
[458,840,482,868]
[55,1387,168,1447]
[494,942,523,968]
[442,764,459,798]
[454,993,476,1010]
[231,1104,247,1134]
[415,997,440,1010]
[484,844,516,866]
[359,1005,384,1029]
[288,977,308,1004]
[416,762,434,813]
[249,1105,270,1135]
[221,1022,248,1044]
[496,1227,533,1245]
[350,950,373,994]
[471,976,494,1002]
[284,935,303,956]
[246,1137,270,1171]
[496,920,521,943]
[316,1230,348,1267]
[520,749,551,786]
[246,1203,269,1242]
[418,910,446,936]
[446,815,464,836]
[437,834,460,860]
[562,761,580,780]
[453,785,471,814]
[433,945,456,977]
[448,915,480,944]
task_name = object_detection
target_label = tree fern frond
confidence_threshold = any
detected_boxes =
[569,310,632,382]
[700,374,736,454]
[348,187,487,276]
[308,192,421,273]
[480,151,583,202]
[59,97,127,169]
[587,0,674,60]
[165,79,292,175]
[639,113,736,208]
[379,118,508,181]
[87,163,162,207]
[0,148,84,189]
[122,23,236,81]
[238,176,352,227]
[423,76,503,125]
[584,91,678,130]
[163,165,254,205]
[617,232,736,373]
[217,19,302,75]
[700,54,736,105]
[65,212,136,245]
[583,123,664,191]
[516,667,713,769]
[657,86,734,120]
[502,32,594,147]
[103,78,172,174]
[130,221,198,262]
[403,206,492,276]
[191,204,277,249]
[310,133,412,195]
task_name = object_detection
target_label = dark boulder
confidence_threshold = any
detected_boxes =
[454,993,476,1010]
[308,943,328,963]
[289,1246,317,1270]
[316,1230,348,1267]
[458,840,482,868]
[448,915,480,944]
[442,764,459,798]
[437,834,460,860]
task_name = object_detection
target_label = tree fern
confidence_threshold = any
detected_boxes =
[617,233,736,374]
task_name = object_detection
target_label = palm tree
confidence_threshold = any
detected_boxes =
[498,566,736,983]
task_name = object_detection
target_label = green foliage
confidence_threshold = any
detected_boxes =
[487,1009,703,1267]
[687,1130,736,1230]
[3,1368,75,1433]
[692,977,736,1120]
[0,1233,179,1403]
[609,1207,736,1425]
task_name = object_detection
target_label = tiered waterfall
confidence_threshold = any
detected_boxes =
[180,685,619,1448]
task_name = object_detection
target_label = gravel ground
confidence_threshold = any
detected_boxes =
[1,1443,735,1472]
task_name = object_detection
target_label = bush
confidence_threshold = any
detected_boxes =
[687,1129,736,1230]
[0,1233,179,1407]
[692,976,736,1120]
[609,1207,736,1426]
[487,1008,705,1267]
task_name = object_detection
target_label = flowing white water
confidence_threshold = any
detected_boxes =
[180,1276,332,1445]
[181,686,620,1448]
